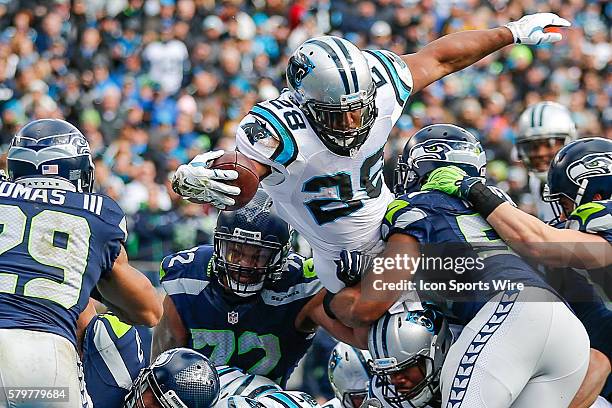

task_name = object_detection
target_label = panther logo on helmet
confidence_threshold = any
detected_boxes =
[406,311,435,333]
[287,52,315,92]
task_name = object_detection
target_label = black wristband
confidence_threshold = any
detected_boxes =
[323,291,337,320]
[467,182,505,218]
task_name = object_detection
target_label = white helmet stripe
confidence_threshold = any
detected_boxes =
[306,39,351,94]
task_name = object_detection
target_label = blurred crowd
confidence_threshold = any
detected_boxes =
[0,0,609,264]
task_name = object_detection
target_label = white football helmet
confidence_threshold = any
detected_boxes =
[368,307,451,408]
[286,36,376,156]
[328,343,372,408]
[516,101,577,181]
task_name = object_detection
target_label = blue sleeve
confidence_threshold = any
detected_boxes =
[97,196,128,278]
[159,246,213,327]
[82,314,146,407]
[381,198,431,243]
[566,200,612,243]
[159,246,213,288]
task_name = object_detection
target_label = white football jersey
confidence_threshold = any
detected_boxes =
[236,49,413,292]
[215,366,282,402]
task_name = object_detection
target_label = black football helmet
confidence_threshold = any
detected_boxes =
[214,190,291,296]
[394,124,486,195]
[124,348,220,408]
[7,119,94,192]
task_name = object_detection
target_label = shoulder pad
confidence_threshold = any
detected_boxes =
[100,195,128,241]
[381,197,428,241]
[567,200,612,236]
[160,245,214,296]
[236,97,299,169]
[96,313,134,339]
[270,253,321,305]
[282,252,320,285]
[363,49,412,106]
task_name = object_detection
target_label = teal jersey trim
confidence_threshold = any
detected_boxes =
[251,105,298,167]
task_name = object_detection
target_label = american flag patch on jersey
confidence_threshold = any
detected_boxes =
[41,164,59,175]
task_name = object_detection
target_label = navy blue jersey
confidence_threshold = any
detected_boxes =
[81,314,146,407]
[0,181,126,345]
[382,191,554,323]
[563,199,612,300]
[566,200,612,243]
[160,246,322,386]
[557,200,612,363]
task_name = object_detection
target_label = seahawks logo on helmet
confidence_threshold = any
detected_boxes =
[410,140,483,169]
[287,52,315,91]
[566,153,612,186]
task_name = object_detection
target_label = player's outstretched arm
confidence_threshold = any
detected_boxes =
[295,290,369,349]
[402,13,570,93]
[329,233,421,328]
[171,150,270,209]
[151,296,189,360]
[485,202,611,269]
[97,246,163,327]
[423,166,612,269]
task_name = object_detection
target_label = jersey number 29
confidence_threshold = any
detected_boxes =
[0,204,90,309]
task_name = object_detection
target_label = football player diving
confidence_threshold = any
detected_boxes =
[0,119,162,407]
[329,124,591,407]
[152,191,365,388]
[171,13,572,297]
[422,137,612,405]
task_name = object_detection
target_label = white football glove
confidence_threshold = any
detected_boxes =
[504,13,571,45]
[171,150,241,209]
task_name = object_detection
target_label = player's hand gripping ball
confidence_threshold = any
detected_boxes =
[172,150,259,210]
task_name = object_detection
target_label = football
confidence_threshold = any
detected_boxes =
[209,151,259,210]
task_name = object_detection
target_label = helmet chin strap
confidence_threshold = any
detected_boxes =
[15,177,77,192]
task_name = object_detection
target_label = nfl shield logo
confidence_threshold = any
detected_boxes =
[227,311,239,325]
